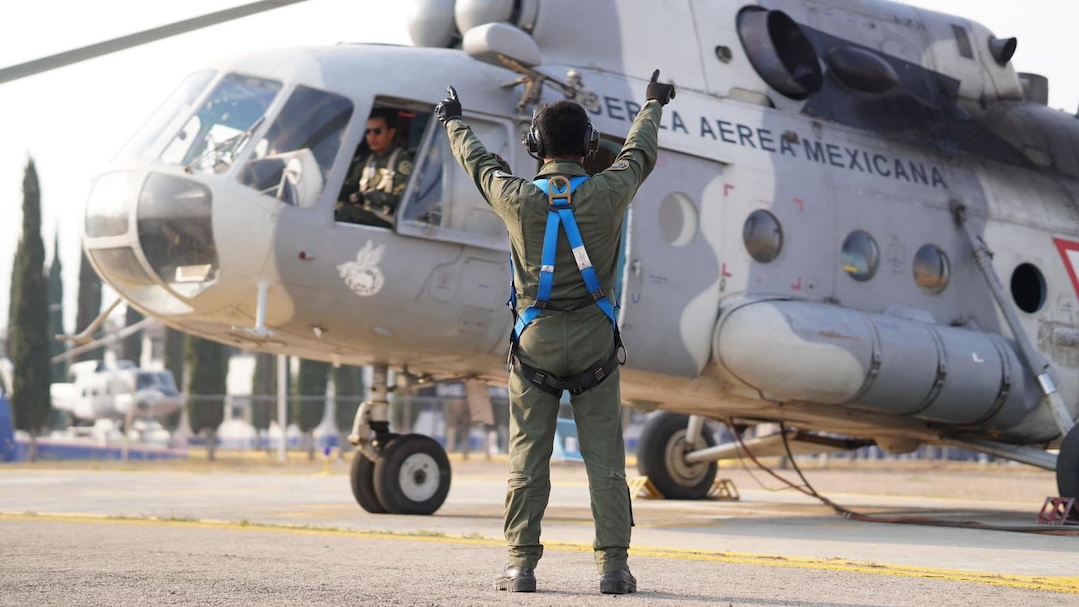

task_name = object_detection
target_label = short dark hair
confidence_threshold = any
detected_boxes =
[368,108,397,131]
[536,101,590,159]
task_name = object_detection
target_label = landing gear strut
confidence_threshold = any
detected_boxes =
[347,365,452,515]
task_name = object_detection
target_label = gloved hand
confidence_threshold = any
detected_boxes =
[435,86,462,125]
[646,69,676,106]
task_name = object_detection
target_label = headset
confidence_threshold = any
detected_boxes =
[523,105,600,160]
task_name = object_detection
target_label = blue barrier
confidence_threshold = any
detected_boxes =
[0,392,14,462]
[12,438,188,462]
[552,417,583,463]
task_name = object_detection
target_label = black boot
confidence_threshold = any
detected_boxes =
[494,565,536,592]
[600,567,637,594]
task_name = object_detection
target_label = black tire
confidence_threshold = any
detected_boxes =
[350,450,386,513]
[373,434,452,515]
[349,433,399,514]
[1057,424,1079,499]
[636,412,716,500]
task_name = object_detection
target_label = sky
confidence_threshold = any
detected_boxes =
[0,0,1077,338]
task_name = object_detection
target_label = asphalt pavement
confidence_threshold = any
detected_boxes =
[0,456,1076,606]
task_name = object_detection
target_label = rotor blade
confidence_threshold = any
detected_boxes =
[0,0,313,85]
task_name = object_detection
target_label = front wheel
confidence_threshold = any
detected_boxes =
[373,434,452,515]
[350,450,386,513]
[637,412,716,500]
[348,433,399,514]
[1057,424,1079,499]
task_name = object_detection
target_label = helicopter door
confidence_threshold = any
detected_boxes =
[617,150,723,378]
[397,113,513,250]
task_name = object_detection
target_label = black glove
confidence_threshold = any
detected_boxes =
[645,69,676,106]
[435,86,462,125]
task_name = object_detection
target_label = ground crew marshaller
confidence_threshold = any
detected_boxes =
[435,70,675,594]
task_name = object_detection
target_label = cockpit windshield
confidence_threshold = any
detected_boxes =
[116,70,215,163]
[238,85,354,207]
[160,73,282,174]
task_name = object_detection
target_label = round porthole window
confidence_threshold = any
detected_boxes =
[841,230,879,281]
[912,244,949,293]
[743,209,783,263]
[1010,263,1046,313]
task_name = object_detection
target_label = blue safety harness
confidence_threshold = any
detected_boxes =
[507,175,625,397]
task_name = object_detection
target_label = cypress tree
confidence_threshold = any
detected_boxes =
[251,352,277,449]
[294,358,329,459]
[122,305,143,365]
[46,233,66,383]
[74,249,102,362]
[160,327,186,431]
[186,335,227,460]
[334,365,365,453]
[9,158,52,461]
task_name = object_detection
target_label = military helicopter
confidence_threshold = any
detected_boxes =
[23,0,1079,515]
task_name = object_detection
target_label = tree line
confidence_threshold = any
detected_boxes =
[5,157,365,461]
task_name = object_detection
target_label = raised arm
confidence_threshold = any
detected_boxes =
[435,87,522,218]
[598,69,676,214]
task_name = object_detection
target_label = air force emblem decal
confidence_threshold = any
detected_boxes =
[338,240,386,297]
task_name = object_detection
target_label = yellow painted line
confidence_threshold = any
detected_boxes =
[2,511,1076,594]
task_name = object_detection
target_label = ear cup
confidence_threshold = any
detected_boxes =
[524,109,545,159]
[532,123,546,158]
[583,122,600,157]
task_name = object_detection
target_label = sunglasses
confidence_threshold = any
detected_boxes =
[365,127,384,136]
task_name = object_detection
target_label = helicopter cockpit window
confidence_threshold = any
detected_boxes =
[336,106,427,228]
[841,229,879,281]
[238,85,353,208]
[160,73,282,174]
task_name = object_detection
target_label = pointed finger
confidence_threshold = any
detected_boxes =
[650,69,660,83]
[447,86,459,101]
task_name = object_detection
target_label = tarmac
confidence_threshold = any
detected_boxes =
[1,453,1076,606]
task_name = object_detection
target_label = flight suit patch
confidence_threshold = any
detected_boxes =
[398,160,412,176]
[609,160,630,171]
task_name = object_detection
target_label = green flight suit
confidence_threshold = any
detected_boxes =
[335,146,413,228]
[446,100,662,573]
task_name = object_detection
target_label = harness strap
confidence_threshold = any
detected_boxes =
[504,174,627,397]
[513,342,622,396]
[359,148,401,193]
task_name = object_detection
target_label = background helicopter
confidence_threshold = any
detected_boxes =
[3,0,1079,516]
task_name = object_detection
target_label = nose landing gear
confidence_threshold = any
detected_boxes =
[347,365,452,515]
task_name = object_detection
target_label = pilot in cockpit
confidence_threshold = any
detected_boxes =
[335,109,413,228]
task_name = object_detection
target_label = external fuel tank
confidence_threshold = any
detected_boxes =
[713,300,1040,429]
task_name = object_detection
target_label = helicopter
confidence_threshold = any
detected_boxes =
[19,0,1079,515]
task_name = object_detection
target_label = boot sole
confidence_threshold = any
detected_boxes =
[495,578,536,592]
[600,579,637,594]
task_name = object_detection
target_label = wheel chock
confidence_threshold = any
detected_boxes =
[708,478,740,501]
[1037,497,1079,525]
[627,476,664,499]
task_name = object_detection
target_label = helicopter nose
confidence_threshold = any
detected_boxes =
[84,170,217,314]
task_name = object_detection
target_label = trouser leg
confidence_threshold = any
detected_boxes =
[571,367,632,573]
[504,370,559,569]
